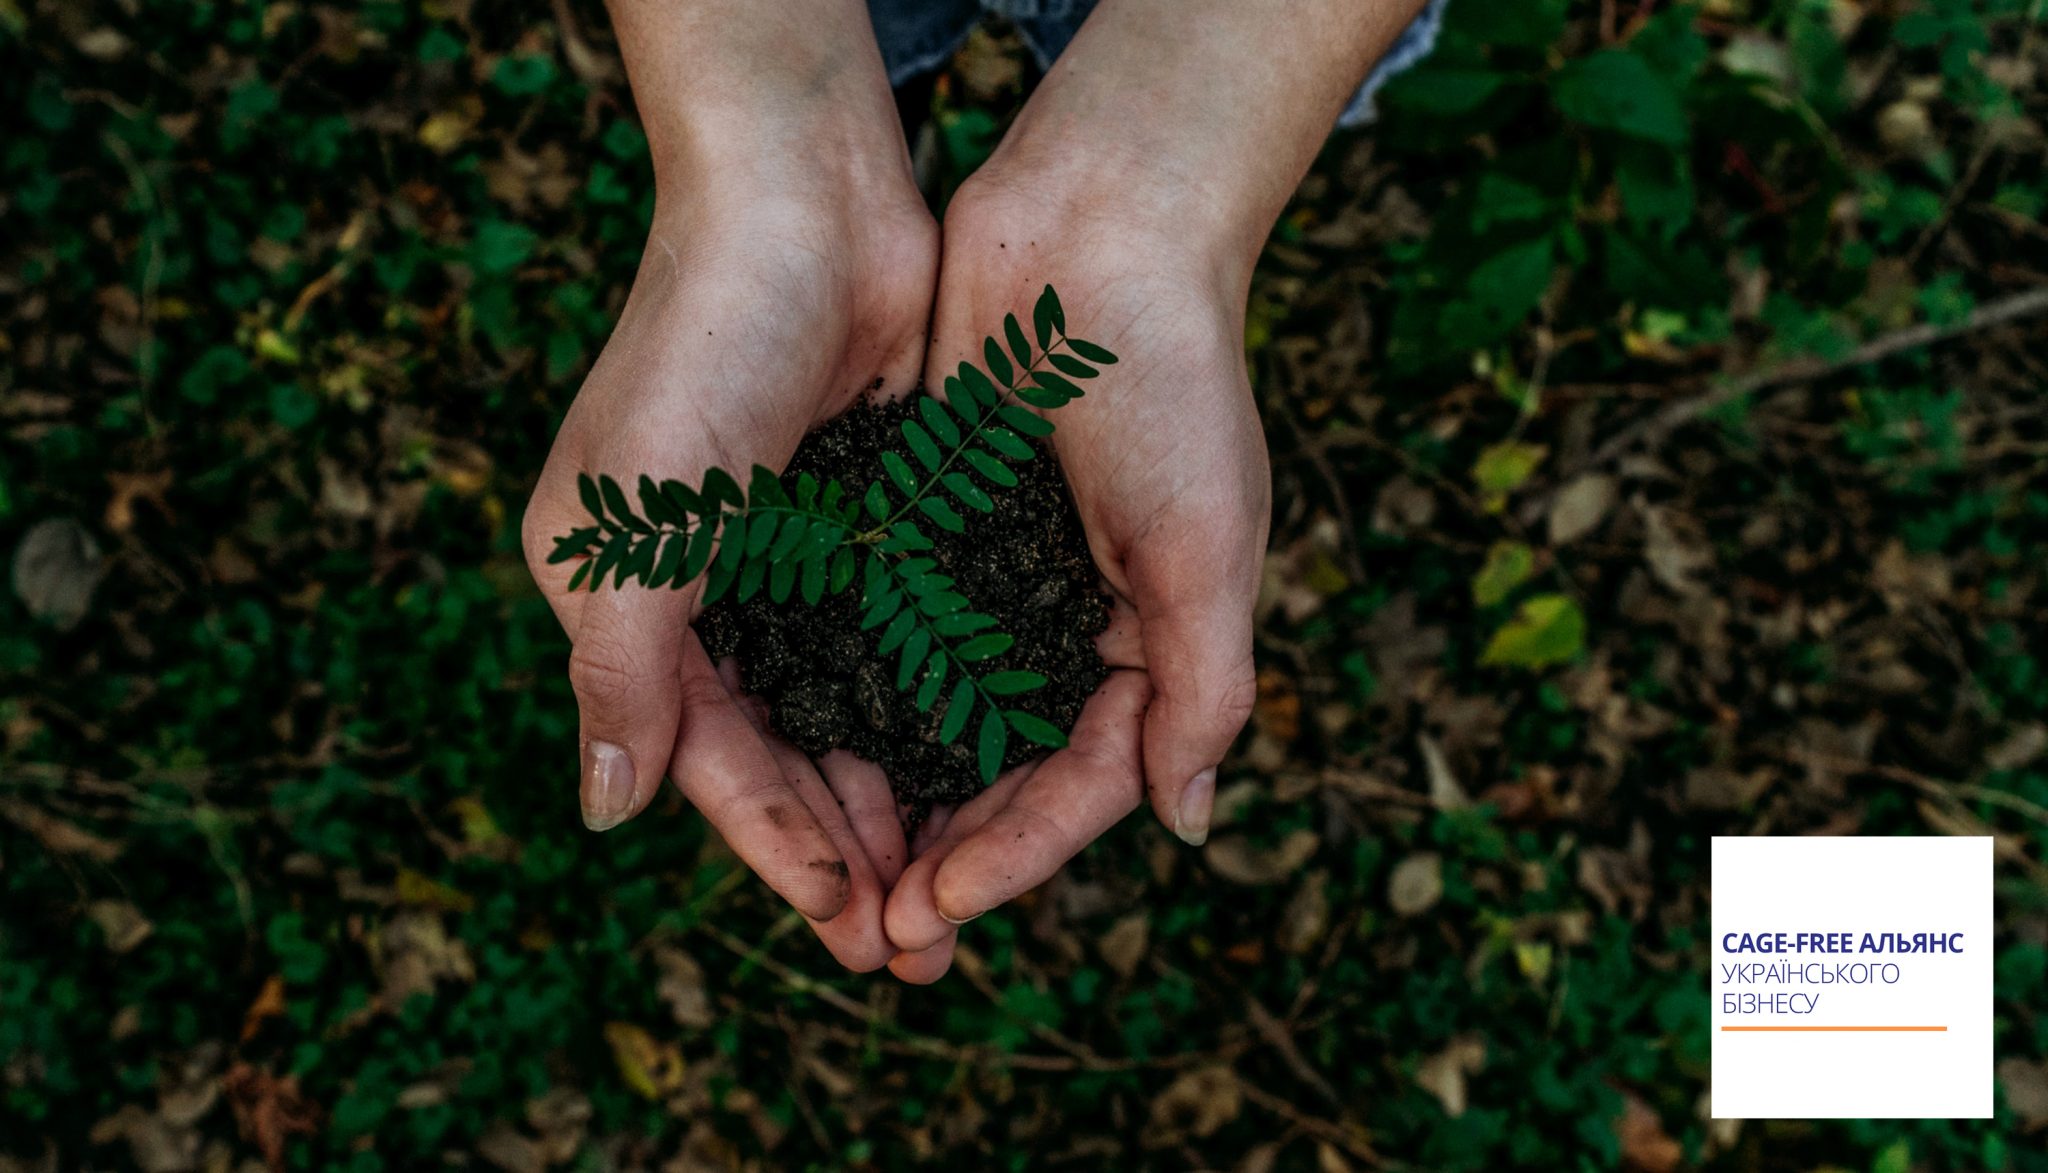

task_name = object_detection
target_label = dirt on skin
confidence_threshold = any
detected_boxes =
[698,393,1110,817]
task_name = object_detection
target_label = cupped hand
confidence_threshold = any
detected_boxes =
[880,176,1271,978]
[521,182,938,971]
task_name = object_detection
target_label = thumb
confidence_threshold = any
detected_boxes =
[565,584,688,831]
[1129,518,1261,847]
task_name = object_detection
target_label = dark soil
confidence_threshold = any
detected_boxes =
[698,393,1110,816]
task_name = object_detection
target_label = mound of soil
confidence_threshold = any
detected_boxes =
[698,394,1110,816]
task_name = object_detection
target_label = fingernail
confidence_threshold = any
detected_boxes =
[581,740,636,831]
[1174,769,1216,846]
[939,909,982,927]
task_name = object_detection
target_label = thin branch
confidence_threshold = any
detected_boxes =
[1579,285,2048,471]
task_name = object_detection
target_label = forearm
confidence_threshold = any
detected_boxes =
[984,0,1427,273]
[604,0,911,206]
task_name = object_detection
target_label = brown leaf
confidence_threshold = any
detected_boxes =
[1204,830,1319,886]
[653,946,714,1030]
[1548,475,1616,545]
[240,975,288,1043]
[1097,912,1150,978]
[1615,1090,1681,1173]
[1,802,122,861]
[1415,1035,1486,1118]
[222,1063,320,1172]
[1999,1057,2048,1132]
[1640,504,1713,597]
[87,900,153,954]
[1145,1065,1242,1145]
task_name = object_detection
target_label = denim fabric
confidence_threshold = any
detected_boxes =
[867,0,1447,127]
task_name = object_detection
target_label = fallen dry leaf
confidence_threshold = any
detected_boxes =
[1204,830,1319,886]
[11,517,105,630]
[1388,852,1444,916]
[222,1063,320,1172]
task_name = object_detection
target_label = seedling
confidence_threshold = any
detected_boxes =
[547,286,1116,783]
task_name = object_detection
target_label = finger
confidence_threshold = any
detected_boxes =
[931,670,1149,921]
[672,632,851,922]
[884,671,1149,950]
[883,766,1036,952]
[762,742,896,973]
[1127,514,1262,846]
[563,578,691,832]
[887,933,957,984]
[819,751,910,889]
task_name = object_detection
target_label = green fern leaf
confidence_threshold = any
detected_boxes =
[902,420,942,471]
[940,678,975,744]
[931,611,996,637]
[1032,370,1086,399]
[652,530,686,584]
[998,406,1054,437]
[737,556,768,601]
[1048,353,1098,380]
[916,652,947,711]
[701,466,743,509]
[1032,285,1060,348]
[680,520,716,583]
[1004,313,1032,370]
[829,547,855,594]
[878,608,916,653]
[956,632,1014,661]
[943,472,993,513]
[898,628,930,689]
[578,473,604,520]
[566,560,591,591]
[918,396,960,446]
[982,427,1034,460]
[881,451,919,497]
[964,448,1019,486]
[1006,710,1067,748]
[1066,337,1117,364]
[977,707,1008,782]
[638,475,676,525]
[984,336,1014,386]
[982,670,1047,695]
[918,496,965,533]
[600,475,647,532]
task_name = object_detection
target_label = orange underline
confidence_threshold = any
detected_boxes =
[1720,1026,1947,1032]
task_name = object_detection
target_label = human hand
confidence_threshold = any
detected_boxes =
[879,177,1271,981]
[521,0,938,971]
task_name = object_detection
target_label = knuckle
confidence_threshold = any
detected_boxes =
[566,642,640,711]
[1213,662,1258,730]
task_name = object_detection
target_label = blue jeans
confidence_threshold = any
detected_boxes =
[868,0,1445,127]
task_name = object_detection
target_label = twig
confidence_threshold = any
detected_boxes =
[1234,1077,1395,1169]
[1578,285,2048,472]
[698,924,872,1019]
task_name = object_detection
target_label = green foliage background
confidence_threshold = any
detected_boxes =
[3,0,2046,1169]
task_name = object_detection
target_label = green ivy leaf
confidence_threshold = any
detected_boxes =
[1553,50,1689,145]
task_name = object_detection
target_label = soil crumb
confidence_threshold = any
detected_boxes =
[699,393,1110,819]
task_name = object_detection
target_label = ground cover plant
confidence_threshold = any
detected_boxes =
[5,1,2048,1171]
[546,287,1115,800]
